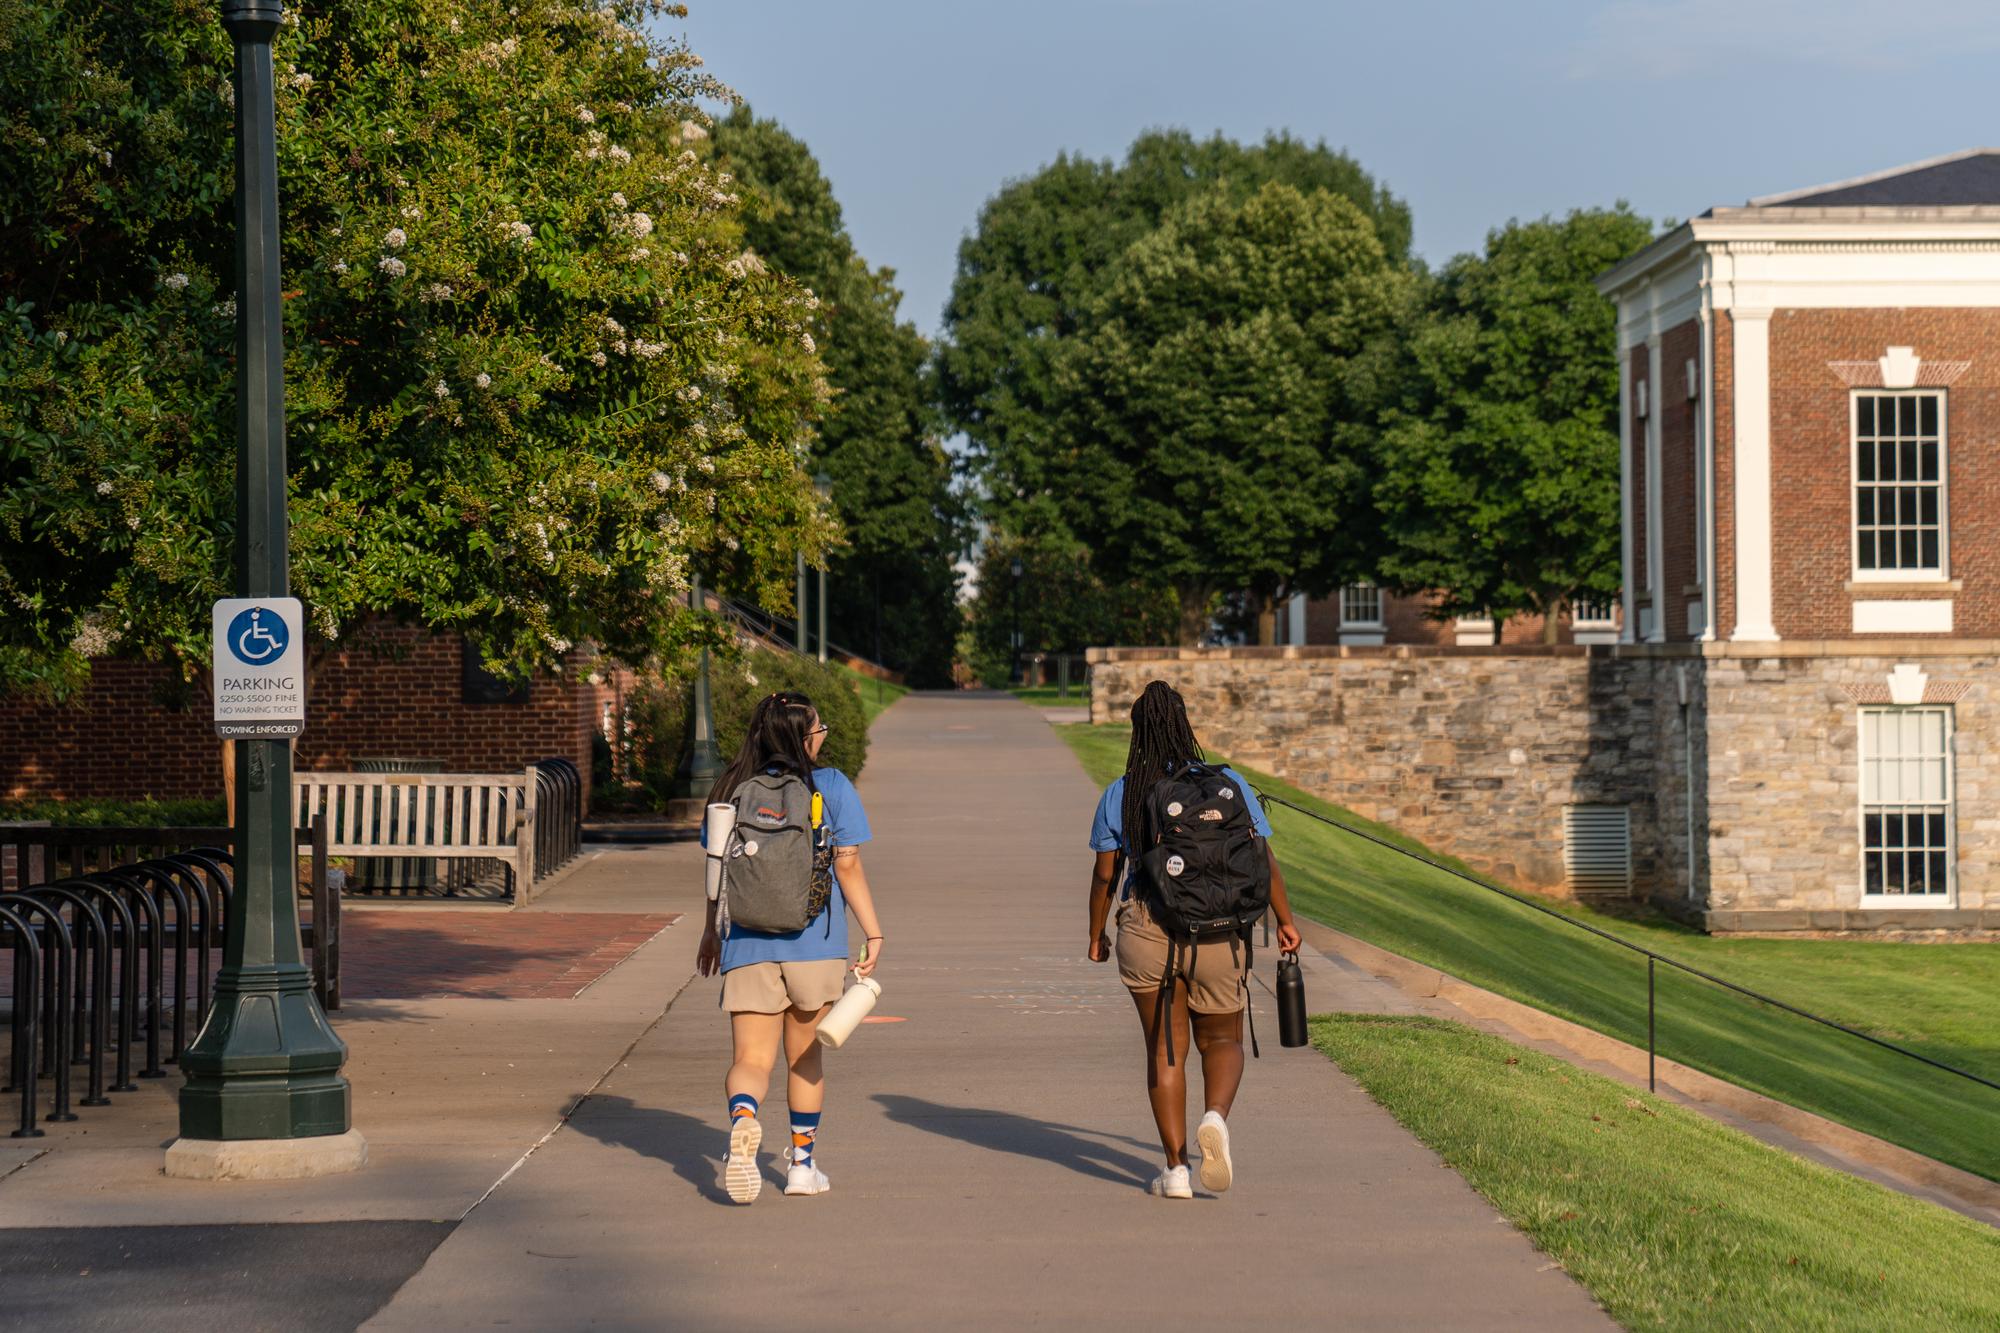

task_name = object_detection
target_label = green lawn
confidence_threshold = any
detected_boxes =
[1314,1015,2000,1332]
[1056,722,2000,1181]
[836,662,909,727]
[1010,684,1089,707]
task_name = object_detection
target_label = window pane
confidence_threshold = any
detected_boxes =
[1899,530,1919,567]
[1866,851,1884,893]
[1921,530,1940,569]
[1921,441,1940,481]
[1929,811,1948,846]
[1885,848,1906,892]
[1900,489,1918,524]
[1857,441,1876,481]
[1921,710,1945,753]
[1921,395,1938,436]
[1877,758,1901,801]
[1864,811,1883,847]
[1920,489,1938,525]
[1899,439,1918,480]
[1928,851,1948,892]
[1858,397,1877,435]
[1900,397,1918,434]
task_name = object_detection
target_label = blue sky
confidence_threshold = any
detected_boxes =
[662,1,1997,337]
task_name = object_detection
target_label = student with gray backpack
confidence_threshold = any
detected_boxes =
[697,691,885,1204]
[1085,680,1303,1199]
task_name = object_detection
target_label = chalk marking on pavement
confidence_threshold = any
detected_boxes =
[457,967,699,1221]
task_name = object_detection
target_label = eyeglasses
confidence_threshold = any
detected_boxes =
[808,724,831,738]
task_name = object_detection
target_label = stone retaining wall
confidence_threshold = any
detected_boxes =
[1088,643,1998,929]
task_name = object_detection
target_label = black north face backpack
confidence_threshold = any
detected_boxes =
[1128,761,1272,1063]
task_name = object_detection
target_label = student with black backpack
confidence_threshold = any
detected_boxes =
[696,691,885,1204]
[1086,680,1303,1199]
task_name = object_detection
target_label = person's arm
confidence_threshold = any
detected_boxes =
[1086,850,1118,961]
[697,898,721,977]
[1265,842,1302,953]
[837,846,885,978]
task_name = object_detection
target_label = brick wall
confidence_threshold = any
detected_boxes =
[0,626,612,807]
[1767,308,2000,639]
[1630,344,1651,620]
[1660,319,1703,639]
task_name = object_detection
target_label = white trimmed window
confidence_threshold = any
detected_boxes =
[1853,392,1946,577]
[1859,706,1954,901]
[1338,583,1383,629]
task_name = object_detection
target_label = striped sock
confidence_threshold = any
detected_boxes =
[728,1093,758,1125]
[790,1109,821,1167]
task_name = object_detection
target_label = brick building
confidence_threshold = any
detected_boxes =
[0,626,624,810]
[1590,148,2000,928]
[1279,587,1618,648]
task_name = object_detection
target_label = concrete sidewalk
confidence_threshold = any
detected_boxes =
[367,694,1609,1331]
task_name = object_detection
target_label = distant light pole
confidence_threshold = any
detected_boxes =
[1009,555,1024,685]
[794,549,807,653]
[814,472,832,664]
[673,571,723,799]
[171,0,354,1168]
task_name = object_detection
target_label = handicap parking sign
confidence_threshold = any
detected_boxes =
[212,597,305,738]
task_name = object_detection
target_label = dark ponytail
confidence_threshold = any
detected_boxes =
[707,690,820,805]
[1119,680,1205,854]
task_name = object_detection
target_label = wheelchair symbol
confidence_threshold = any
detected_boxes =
[227,607,289,666]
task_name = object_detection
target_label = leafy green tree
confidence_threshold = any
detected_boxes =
[710,107,962,685]
[940,130,1410,646]
[1372,206,1655,639]
[961,534,1178,685]
[0,0,831,700]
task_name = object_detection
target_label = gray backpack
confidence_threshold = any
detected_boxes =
[719,771,832,934]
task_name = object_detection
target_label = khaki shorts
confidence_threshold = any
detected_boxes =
[720,958,847,1014]
[1115,897,1249,1015]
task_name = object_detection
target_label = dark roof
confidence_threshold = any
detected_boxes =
[1749,149,2000,208]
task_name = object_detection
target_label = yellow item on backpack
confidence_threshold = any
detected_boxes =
[810,790,824,830]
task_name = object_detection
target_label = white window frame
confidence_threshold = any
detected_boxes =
[1850,390,1949,583]
[1338,583,1384,631]
[1857,705,1956,907]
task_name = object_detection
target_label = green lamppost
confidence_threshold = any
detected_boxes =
[167,0,360,1177]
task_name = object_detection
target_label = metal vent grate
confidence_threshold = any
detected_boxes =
[1564,804,1633,895]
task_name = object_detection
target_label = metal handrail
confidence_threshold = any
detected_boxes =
[1254,789,2000,1097]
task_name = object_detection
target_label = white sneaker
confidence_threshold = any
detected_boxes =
[1196,1110,1233,1193]
[783,1149,831,1196]
[1149,1164,1193,1199]
[724,1115,763,1203]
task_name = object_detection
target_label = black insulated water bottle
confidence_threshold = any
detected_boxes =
[1277,951,1308,1048]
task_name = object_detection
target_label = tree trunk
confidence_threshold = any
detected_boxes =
[1543,602,1561,646]
[1176,585,1212,648]
[221,739,236,827]
[1255,594,1278,647]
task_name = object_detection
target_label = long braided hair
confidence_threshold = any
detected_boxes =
[1119,680,1206,859]
[707,691,820,805]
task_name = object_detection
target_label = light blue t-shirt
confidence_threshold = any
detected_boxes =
[1089,767,1272,898]
[715,767,871,971]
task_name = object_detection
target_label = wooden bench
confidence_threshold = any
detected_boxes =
[294,767,541,904]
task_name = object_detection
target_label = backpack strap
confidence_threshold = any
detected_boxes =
[1238,928,1260,1060]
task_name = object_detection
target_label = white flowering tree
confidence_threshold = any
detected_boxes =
[0,0,832,699]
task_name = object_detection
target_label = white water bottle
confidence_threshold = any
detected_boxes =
[702,803,736,902]
[816,976,881,1050]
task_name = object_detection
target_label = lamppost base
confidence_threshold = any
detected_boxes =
[177,964,352,1140]
[164,1127,368,1181]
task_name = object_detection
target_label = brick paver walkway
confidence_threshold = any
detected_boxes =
[339,910,678,1000]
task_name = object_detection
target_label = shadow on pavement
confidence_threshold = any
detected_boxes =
[873,1093,1158,1186]
[570,1094,747,1205]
